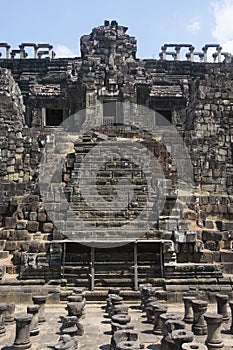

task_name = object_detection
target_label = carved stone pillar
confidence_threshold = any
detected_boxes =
[204,313,224,350]
[183,296,196,324]
[5,302,15,324]
[191,300,208,335]
[0,303,7,337]
[13,314,32,350]
[229,300,233,334]
[32,295,47,323]
[152,304,168,335]
[215,294,230,322]
[27,305,39,336]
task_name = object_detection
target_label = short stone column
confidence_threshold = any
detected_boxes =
[160,313,182,331]
[162,329,194,350]
[13,314,32,350]
[153,304,168,335]
[146,301,159,323]
[67,296,85,318]
[229,300,233,334]
[116,341,140,350]
[215,294,230,322]
[108,288,120,296]
[183,296,196,324]
[54,335,78,350]
[0,303,7,337]
[192,300,208,335]
[182,343,208,350]
[204,313,224,350]
[111,314,132,334]
[162,319,185,337]
[32,295,47,323]
[27,305,39,336]
[111,330,138,350]
[60,315,78,337]
[67,302,83,319]
[112,303,128,316]
[110,296,125,317]
[5,302,16,324]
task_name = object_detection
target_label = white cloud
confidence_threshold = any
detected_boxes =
[212,0,233,53]
[187,20,201,34]
[55,45,76,58]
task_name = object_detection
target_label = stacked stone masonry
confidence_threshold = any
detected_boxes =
[0,20,232,296]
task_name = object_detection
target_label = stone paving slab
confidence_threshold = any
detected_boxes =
[0,303,233,349]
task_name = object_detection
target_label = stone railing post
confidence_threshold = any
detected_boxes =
[5,302,15,324]
[204,313,224,350]
[27,305,39,336]
[111,314,132,334]
[0,303,7,337]
[152,304,168,335]
[215,293,230,322]
[32,295,47,323]
[183,296,196,324]
[13,314,32,350]
[191,300,208,335]
[229,300,233,334]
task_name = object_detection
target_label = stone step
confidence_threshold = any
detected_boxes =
[0,251,9,259]
[0,240,6,251]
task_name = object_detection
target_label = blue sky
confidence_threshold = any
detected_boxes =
[0,0,233,59]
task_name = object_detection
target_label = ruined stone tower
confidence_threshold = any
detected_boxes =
[0,21,232,301]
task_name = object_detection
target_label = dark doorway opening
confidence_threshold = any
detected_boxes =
[46,108,63,126]
[155,110,172,126]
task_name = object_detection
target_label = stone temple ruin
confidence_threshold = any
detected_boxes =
[0,20,232,303]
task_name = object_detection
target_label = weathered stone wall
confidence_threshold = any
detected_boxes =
[0,21,232,285]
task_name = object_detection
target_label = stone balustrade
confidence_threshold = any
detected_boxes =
[159,43,232,63]
[0,42,55,59]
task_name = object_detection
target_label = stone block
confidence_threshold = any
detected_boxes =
[4,217,17,229]
[37,212,47,222]
[42,222,53,233]
[10,230,29,241]
[5,241,19,251]
[16,220,27,230]
[220,250,233,262]
[202,230,222,242]
[27,221,39,233]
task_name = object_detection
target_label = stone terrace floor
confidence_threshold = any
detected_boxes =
[1,303,233,349]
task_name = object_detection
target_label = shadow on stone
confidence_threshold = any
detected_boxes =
[147,345,160,350]
[99,345,111,350]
